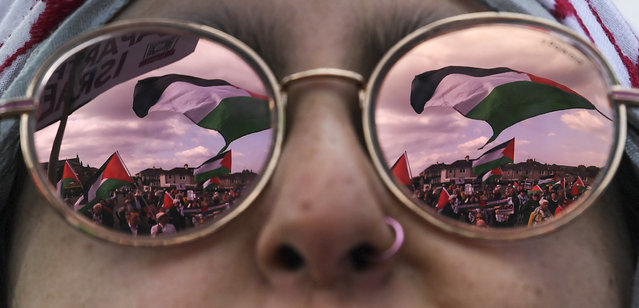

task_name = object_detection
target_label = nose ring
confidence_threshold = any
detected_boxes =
[371,216,404,262]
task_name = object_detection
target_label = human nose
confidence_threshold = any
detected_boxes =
[256,77,400,290]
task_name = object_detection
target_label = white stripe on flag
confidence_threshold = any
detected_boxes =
[194,159,225,176]
[149,83,251,123]
[88,178,108,202]
[428,71,530,114]
[473,148,505,168]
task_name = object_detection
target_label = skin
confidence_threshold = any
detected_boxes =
[8,0,635,307]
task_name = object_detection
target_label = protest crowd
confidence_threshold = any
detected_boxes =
[66,187,242,237]
[412,178,582,228]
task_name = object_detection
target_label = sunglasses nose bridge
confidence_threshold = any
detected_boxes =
[280,68,365,92]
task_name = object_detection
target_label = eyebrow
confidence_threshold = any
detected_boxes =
[353,6,440,78]
[178,5,291,78]
[120,1,483,80]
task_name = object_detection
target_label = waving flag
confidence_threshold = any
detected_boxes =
[163,191,174,210]
[194,151,232,183]
[203,177,221,191]
[410,66,598,148]
[553,177,566,191]
[436,188,450,210]
[391,152,412,187]
[472,138,515,175]
[538,174,558,187]
[56,160,81,196]
[570,176,586,196]
[528,185,543,196]
[481,168,502,186]
[78,152,134,213]
[133,74,271,147]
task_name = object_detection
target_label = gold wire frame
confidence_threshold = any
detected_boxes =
[362,12,627,240]
[2,12,637,245]
[18,20,285,246]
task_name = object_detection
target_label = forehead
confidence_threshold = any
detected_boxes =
[114,0,487,77]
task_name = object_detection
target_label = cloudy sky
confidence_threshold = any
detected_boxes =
[35,35,274,176]
[373,25,615,174]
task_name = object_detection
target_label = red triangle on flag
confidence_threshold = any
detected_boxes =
[501,138,515,161]
[62,160,80,182]
[221,150,232,171]
[436,188,450,210]
[103,152,133,183]
[163,191,174,209]
[391,153,412,186]
[570,176,586,196]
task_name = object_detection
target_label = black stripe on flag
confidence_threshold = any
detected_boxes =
[410,66,515,114]
[133,74,233,117]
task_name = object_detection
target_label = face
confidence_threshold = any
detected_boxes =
[128,212,141,226]
[540,201,549,211]
[8,0,635,307]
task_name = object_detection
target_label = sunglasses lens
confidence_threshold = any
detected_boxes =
[31,25,278,242]
[370,23,616,233]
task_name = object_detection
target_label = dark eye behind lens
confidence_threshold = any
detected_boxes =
[32,27,276,240]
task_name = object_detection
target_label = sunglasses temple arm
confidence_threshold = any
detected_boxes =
[0,98,35,118]
[611,86,639,108]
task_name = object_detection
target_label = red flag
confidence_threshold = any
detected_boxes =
[391,153,412,186]
[163,191,174,209]
[436,188,450,210]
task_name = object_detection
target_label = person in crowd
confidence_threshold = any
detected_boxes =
[120,209,150,236]
[548,191,560,214]
[91,202,114,228]
[520,192,541,226]
[150,212,177,237]
[528,199,553,226]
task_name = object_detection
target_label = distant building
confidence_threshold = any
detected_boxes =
[40,155,98,186]
[160,164,196,190]
[47,155,259,193]
[419,157,599,187]
[136,167,165,188]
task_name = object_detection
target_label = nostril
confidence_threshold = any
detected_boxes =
[276,244,305,270]
[349,243,376,271]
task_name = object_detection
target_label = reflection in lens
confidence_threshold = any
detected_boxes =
[33,29,274,238]
[374,25,614,230]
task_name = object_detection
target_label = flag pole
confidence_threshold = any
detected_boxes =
[115,150,134,179]
[404,151,415,189]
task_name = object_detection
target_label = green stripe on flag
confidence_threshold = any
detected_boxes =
[464,81,595,147]
[197,96,271,145]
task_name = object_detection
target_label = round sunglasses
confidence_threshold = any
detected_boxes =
[2,12,638,246]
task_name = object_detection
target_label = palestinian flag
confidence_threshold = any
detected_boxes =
[410,66,597,148]
[528,185,543,196]
[552,177,566,191]
[472,138,515,175]
[481,168,502,186]
[194,151,232,183]
[133,74,271,147]
[203,177,221,191]
[56,160,81,196]
[570,176,586,196]
[163,191,174,209]
[436,188,450,210]
[391,152,412,187]
[78,152,134,213]
[538,175,556,187]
